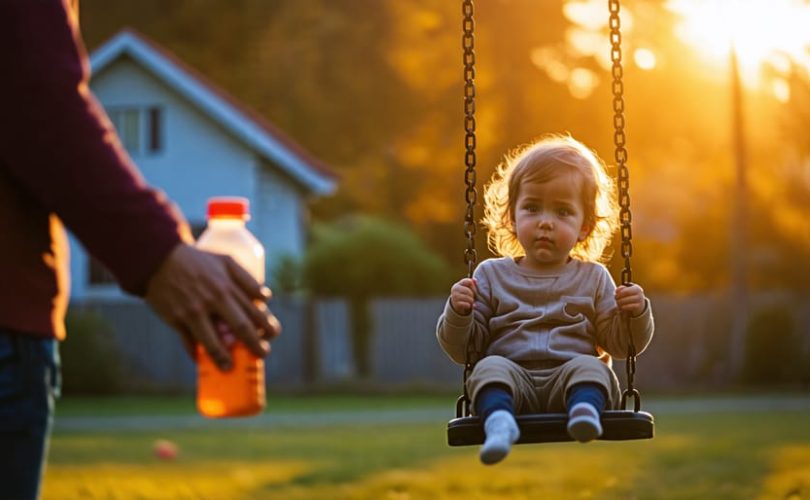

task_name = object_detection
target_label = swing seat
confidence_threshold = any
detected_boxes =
[447,410,654,446]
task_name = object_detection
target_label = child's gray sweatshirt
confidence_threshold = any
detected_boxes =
[436,257,654,366]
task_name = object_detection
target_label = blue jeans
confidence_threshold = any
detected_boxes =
[0,330,60,500]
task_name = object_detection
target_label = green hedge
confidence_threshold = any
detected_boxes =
[741,306,803,385]
[61,309,123,395]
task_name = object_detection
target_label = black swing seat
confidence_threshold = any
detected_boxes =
[447,409,654,446]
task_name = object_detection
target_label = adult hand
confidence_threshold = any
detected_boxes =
[145,243,281,370]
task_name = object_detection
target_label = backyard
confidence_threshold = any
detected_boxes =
[43,393,810,499]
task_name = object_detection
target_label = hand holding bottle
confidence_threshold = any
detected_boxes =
[192,196,272,417]
[145,243,280,369]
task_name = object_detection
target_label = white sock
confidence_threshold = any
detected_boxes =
[480,410,520,465]
[567,402,603,443]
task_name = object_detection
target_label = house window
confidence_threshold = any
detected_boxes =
[108,108,140,153]
[108,106,164,156]
[148,107,163,153]
[88,256,117,286]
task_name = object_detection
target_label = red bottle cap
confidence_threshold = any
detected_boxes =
[207,197,250,220]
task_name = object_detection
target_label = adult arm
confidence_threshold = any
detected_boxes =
[0,0,182,295]
[0,0,280,367]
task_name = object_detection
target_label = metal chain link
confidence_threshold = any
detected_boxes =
[610,0,641,412]
[459,0,480,417]
[462,0,478,279]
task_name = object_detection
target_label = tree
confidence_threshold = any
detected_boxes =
[77,0,810,294]
[302,216,451,377]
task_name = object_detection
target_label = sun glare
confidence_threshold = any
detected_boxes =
[771,79,791,103]
[666,0,810,84]
[633,48,657,70]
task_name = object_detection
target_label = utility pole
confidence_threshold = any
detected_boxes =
[728,45,749,380]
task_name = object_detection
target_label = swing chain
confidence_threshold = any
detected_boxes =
[609,0,632,286]
[462,0,478,280]
[609,0,641,412]
[460,0,478,417]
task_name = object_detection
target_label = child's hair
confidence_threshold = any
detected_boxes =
[482,134,619,263]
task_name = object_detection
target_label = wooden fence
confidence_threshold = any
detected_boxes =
[68,293,810,394]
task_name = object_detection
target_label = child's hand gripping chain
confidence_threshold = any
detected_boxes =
[450,278,477,316]
[615,283,647,317]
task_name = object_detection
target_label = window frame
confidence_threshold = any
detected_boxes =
[106,105,165,157]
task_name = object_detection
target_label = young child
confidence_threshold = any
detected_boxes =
[437,134,654,465]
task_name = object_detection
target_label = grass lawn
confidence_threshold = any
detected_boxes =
[42,394,810,499]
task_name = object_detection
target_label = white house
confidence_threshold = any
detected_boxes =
[70,28,336,301]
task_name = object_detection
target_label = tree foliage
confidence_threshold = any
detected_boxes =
[78,0,810,293]
[302,216,451,298]
[741,306,804,385]
[62,310,123,394]
[300,215,451,377]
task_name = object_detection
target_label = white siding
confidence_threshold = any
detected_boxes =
[255,164,307,285]
[70,58,304,300]
[92,59,258,219]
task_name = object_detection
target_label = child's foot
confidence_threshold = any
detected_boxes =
[567,402,603,443]
[480,410,520,465]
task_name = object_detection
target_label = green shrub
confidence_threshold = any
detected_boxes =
[270,253,304,296]
[61,309,123,395]
[303,215,452,297]
[302,216,452,376]
[741,306,801,385]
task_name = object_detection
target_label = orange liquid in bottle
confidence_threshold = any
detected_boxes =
[195,197,267,418]
[196,341,265,418]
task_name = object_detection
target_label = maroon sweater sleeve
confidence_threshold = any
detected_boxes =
[0,0,187,296]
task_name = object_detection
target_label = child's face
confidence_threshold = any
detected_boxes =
[512,171,589,270]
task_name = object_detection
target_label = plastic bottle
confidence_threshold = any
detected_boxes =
[195,196,266,417]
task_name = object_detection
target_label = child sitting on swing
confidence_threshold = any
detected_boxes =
[436,134,654,465]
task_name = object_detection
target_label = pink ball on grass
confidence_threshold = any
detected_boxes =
[153,439,179,460]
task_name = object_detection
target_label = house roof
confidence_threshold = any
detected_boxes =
[90,28,336,196]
